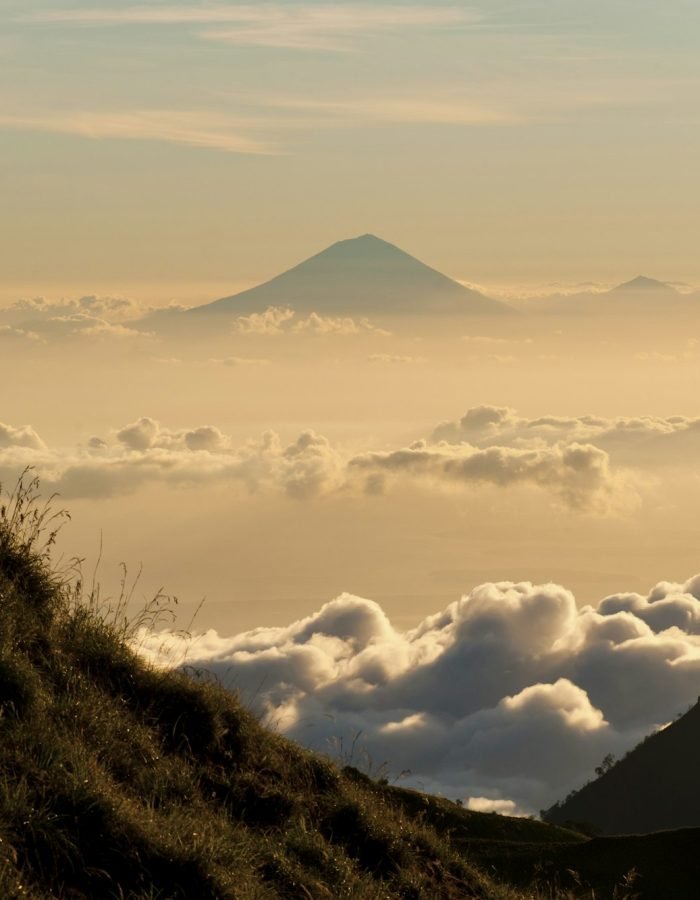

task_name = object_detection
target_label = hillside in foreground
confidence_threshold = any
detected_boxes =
[0,482,509,899]
[1,478,700,899]
[544,699,700,835]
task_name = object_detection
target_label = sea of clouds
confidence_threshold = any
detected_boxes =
[137,575,700,815]
[4,404,700,813]
[0,408,643,511]
[0,296,390,344]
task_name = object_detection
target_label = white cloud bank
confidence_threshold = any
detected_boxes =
[0,414,629,511]
[234,306,390,336]
[137,576,700,814]
[349,440,622,513]
[432,405,700,467]
[0,295,154,344]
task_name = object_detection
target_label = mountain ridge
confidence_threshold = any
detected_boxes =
[611,275,677,294]
[544,698,700,834]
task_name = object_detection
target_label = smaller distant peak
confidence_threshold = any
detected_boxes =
[612,275,674,293]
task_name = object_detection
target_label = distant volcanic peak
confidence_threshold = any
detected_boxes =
[612,275,676,293]
[189,234,510,317]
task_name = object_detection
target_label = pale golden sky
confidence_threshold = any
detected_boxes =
[4,1,700,816]
[3,1,700,300]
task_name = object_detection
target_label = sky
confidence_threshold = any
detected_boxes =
[3,1,700,817]
[3,0,700,301]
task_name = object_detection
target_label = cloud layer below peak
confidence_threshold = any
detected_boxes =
[0,411,632,511]
[432,405,700,466]
[137,574,700,814]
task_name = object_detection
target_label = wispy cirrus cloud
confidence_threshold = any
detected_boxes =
[261,93,521,125]
[0,74,672,152]
[0,109,274,155]
[244,74,689,132]
[20,4,473,51]
[0,92,516,156]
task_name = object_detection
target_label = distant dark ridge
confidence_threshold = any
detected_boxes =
[187,233,511,316]
[610,275,677,293]
[544,699,700,834]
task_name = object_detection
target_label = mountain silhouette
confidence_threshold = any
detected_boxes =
[544,699,700,834]
[610,275,677,294]
[188,234,510,316]
[530,273,692,314]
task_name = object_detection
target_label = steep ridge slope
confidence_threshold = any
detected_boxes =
[545,699,700,834]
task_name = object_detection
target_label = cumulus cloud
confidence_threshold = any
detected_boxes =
[5,295,142,324]
[52,315,152,342]
[598,578,700,634]
[293,313,390,336]
[0,297,154,344]
[467,797,527,816]
[234,306,389,337]
[431,405,700,467]
[0,418,345,501]
[0,325,42,343]
[0,423,45,451]
[0,414,627,510]
[349,439,627,512]
[235,306,296,335]
[137,575,700,813]
[116,417,165,452]
[68,317,154,342]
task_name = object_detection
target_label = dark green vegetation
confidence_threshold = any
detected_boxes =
[545,701,700,835]
[373,783,700,899]
[0,477,698,898]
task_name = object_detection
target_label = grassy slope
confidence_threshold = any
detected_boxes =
[0,485,553,900]
[0,485,698,899]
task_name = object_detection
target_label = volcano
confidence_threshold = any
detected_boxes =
[610,275,677,294]
[187,234,510,317]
